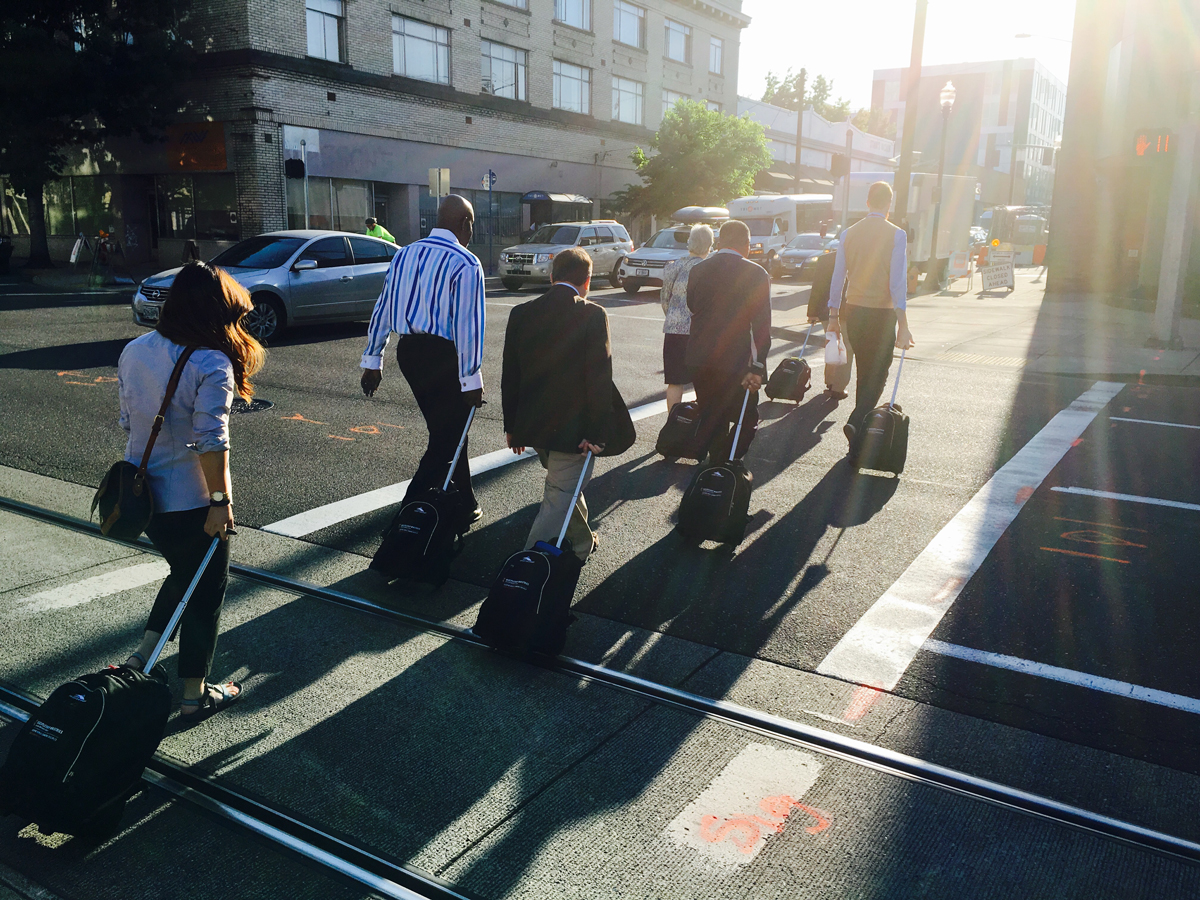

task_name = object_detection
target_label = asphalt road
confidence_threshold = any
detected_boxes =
[2,280,1199,776]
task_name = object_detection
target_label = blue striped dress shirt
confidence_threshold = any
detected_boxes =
[360,228,487,390]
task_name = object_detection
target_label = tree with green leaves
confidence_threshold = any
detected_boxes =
[852,107,897,140]
[614,101,772,220]
[0,0,196,266]
[762,70,853,121]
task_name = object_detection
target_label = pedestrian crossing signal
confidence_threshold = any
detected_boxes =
[1134,129,1172,159]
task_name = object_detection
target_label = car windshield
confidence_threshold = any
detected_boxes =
[646,229,691,249]
[740,218,776,237]
[524,225,580,245]
[787,234,825,250]
[211,236,306,269]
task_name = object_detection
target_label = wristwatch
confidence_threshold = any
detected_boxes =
[209,491,231,507]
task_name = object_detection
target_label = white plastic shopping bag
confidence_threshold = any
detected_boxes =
[824,333,847,366]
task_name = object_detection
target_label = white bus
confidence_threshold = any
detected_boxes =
[726,194,834,275]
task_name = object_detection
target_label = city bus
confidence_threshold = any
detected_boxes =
[726,194,834,276]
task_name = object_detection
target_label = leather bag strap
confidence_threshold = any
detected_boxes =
[136,346,197,483]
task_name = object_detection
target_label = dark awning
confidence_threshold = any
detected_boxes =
[521,191,592,204]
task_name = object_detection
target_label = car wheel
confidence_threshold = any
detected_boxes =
[244,294,285,343]
[501,277,524,291]
[623,280,642,296]
[610,259,624,288]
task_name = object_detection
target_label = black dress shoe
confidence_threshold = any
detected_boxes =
[459,506,483,528]
[825,387,849,400]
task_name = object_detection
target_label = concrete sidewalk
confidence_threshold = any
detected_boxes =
[772,271,1200,380]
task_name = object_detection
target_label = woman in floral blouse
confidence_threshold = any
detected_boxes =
[659,224,714,410]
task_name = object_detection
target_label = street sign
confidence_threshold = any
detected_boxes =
[481,169,497,189]
[982,250,1014,290]
[948,251,970,278]
[1134,129,1172,160]
[429,167,450,199]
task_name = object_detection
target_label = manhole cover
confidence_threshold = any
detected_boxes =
[231,398,275,414]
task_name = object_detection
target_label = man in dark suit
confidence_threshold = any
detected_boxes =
[685,220,772,461]
[503,247,613,562]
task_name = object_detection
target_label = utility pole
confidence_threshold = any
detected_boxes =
[893,0,928,229]
[794,68,807,192]
[840,127,854,230]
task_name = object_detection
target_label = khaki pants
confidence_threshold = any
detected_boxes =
[525,450,596,562]
[825,326,855,394]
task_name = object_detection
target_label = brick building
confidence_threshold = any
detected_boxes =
[871,59,1066,209]
[0,0,748,269]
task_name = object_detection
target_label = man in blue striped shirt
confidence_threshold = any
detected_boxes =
[360,195,487,527]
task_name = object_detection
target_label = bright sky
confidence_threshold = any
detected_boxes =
[737,0,1077,111]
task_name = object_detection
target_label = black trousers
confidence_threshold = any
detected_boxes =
[843,305,898,435]
[145,507,231,679]
[693,366,759,461]
[396,334,475,507]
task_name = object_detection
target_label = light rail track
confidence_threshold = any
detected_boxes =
[3,495,1200,877]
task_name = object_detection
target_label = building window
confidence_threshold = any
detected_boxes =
[482,41,527,100]
[613,0,645,48]
[491,0,527,7]
[555,0,591,31]
[709,36,723,74]
[306,0,344,63]
[706,100,721,113]
[664,19,690,63]
[553,59,591,114]
[662,89,685,116]
[612,76,644,125]
[392,16,450,84]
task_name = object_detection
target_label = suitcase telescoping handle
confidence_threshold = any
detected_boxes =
[555,450,594,549]
[144,532,230,670]
[800,322,814,356]
[888,348,907,409]
[728,389,752,464]
[442,406,477,492]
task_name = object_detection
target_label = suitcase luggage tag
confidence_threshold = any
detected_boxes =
[532,450,594,558]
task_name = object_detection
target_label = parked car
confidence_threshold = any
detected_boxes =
[131,231,399,342]
[779,233,835,280]
[499,220,634,291]
[795,243,838,282]
[616,226,695,295]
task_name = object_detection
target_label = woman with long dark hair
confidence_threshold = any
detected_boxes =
[118,262,265,721]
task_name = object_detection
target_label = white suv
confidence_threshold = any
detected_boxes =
[500,221,634,291]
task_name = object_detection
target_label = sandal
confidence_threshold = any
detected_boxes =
[179,681,242,723]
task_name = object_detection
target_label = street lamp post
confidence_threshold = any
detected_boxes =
[927,81,956,288]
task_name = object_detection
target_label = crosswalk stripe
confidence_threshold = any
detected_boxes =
[15,561,170,614]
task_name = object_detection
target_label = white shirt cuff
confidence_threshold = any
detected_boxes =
[361,354,383,370]
[460,371,483,391]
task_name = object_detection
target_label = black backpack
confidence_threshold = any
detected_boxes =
[854,349,910,475]
[370,489,463,586]
[370,407,477,587]
[765,324,815,403]
[0,537,223,838]
[677,388,754,545]
[473,451,592,655]
[656,400,705,459]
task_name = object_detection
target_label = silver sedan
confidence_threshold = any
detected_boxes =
[131,230,399,342]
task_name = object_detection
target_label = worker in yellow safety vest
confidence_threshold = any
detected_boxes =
[364,217,395,243]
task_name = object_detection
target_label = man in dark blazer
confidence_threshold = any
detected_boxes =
[503,247,613,562]
[685,219,772,461]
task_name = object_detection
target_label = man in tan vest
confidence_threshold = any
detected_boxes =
[827,181,915,452]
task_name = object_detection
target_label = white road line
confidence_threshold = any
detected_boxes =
[817,380,1125,692]
[1109,416,1200,431]
[262,391,698,538]
[923,640,1200,715]
[1050,486,1200,513]
[14,561,170,614]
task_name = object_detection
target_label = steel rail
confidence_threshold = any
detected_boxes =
[4,495,1200,868]
[0,687,470,900]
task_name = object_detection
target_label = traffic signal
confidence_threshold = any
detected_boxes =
[1133,129,1172,160]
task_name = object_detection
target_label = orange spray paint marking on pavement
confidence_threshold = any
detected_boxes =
[282,414,328,425]
[1138,370,1146,385]
[1054,516,1147,533]
[1040,546,1129,564]
[842,686,880,723]
[1015,486,1035,505]
[350,425,381,435]
[64,381,95,386]
[376,422,405,429]
[328,435,355,442]
[931,576,965,605]
[700,795,831,853]
[1071,438,1084,448]
[56,371,85,377]
[1060,530,1146,549]
[93,376,118,383]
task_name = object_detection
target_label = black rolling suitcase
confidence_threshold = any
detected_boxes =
[371,407,476,586]
[656,400,705,460]
[0,536,224,838]
[677,389,754,545]
[472,451,593,656]
[765,324,814,403]
[855,349,910,475]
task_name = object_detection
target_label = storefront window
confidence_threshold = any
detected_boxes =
[331,178,370,233]
[1,179,30,235]
[286,178,307,230]
[157,175,194,239]
[72,176,119,238]
[306,176,333,230]
[193,173,238,240]
[43,179,74,235]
